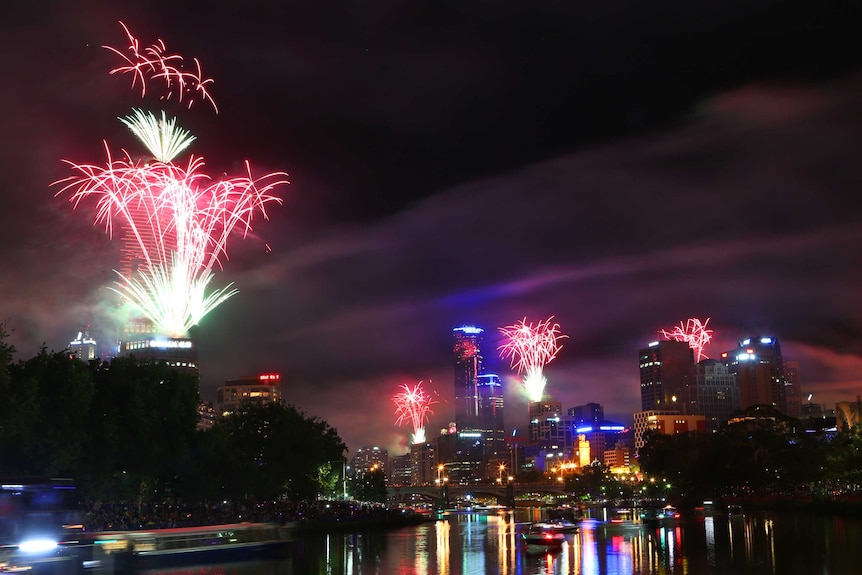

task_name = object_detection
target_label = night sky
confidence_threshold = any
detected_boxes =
[1,1,861,456]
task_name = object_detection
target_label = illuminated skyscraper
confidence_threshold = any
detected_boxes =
[639,340,695,412]
[450,326,507,481]
[477,374,506,477]
[69,327,97,361]
[453,326,484,431]
[720,336,786,412]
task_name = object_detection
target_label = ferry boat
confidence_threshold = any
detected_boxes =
[87,522,294,569]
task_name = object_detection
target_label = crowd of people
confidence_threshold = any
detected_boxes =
[80,500,404,532]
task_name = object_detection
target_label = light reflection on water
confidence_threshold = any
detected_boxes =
[138,509,862,575]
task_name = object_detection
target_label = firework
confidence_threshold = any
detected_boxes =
[56,22,286,337]
[104,21,217,111]
[393,382,437,445]
[498,317,567,402]
[55,146,285,337]
[660,317,713,362]
[119,109,196,162]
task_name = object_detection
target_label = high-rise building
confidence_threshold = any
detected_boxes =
[410,443,436,486]
[694,359,740,432]
[351,446,389,476]
[527,397,574,471]
[120,323,199,378]
[476,374,506,478]
[568,402,604,425]
[448,325,507,482]
[215,372,282,416]
[453,326,484,431]
[720,336,786,412]
[69,328,97,361]
[639,340,695,412]
[784,360,802,417]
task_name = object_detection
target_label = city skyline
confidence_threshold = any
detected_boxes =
[0,3,860,456]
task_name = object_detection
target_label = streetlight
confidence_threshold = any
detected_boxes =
[497,464,506,484]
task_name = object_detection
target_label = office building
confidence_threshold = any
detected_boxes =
[476,374,506,478]
[568,402,604,425]
[694,359,740,432]
[351,446,389,476]
[453,326,484,431]
[448,326,507,482]
[69,328,97,361]
[720,336,786,412]
[784,360,802,417]
[410,443,436,486]
[639,340,695,412]
[215,372,282,416]
[633,410,706,455]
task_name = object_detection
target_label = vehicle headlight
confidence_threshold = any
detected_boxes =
[18,538,58,554]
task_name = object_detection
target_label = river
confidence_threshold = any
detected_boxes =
[138,508,862,575]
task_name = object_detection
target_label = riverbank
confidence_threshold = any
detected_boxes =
[723,495,862,518]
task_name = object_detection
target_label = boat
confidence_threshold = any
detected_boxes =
[520,523,566,553]
[87,522,294,569]
[639,505,680,524]
[545,517,580,533]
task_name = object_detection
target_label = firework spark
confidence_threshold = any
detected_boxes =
[498,317,567,402]
[393,382,437,445]
[55,145,286,337]
[56,22,287,337]
[119,109,196,162]
[104,21,217,112]
[660,317,713,362]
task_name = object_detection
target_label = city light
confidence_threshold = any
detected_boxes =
[498,316,567,402]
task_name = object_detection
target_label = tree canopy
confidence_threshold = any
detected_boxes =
[0,328,346,505]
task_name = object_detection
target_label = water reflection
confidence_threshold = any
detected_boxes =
[136,509,862,575]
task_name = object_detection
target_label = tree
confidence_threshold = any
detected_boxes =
[0,346,94,478]
[81,357,200,502]
[349,467,387,503]
[204,402,346,503]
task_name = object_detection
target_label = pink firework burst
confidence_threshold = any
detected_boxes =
[54,144,286,337]
[660,317,713,362]
[104,21,217,112]
[393,382,437,445]
[498,317,567,402]
[56,22,288,337]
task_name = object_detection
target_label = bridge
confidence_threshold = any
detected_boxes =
[387,482,571,508]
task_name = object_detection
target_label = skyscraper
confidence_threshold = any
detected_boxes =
[638,340,695,412]
[477,373,506,476]
[449,325,508,481]
[453,326,484,431]
[694,359,740,431]
[69,327,97,361]
[720,336,786,412]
